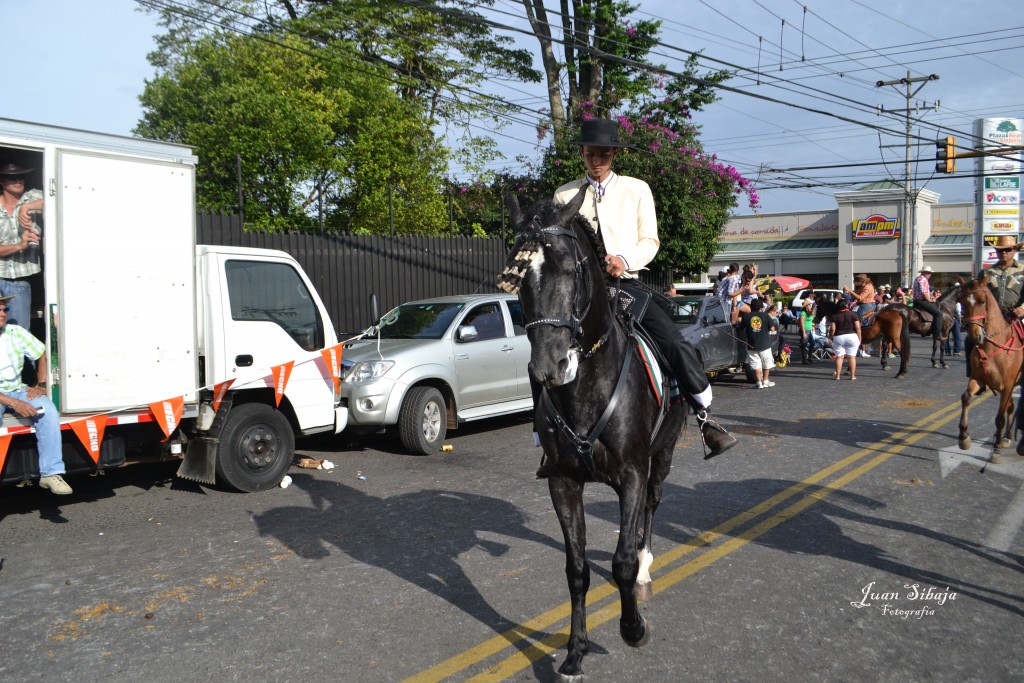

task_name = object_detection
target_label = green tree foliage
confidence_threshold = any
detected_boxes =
[513,1,760,277]
[136,31,447,233]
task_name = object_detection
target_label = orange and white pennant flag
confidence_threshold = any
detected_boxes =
[271,361,295,407]
[320,343,344,392]
[70,416,108,464]
[0,433,11,476]
[149,396,185,439]
[212,379,235,412]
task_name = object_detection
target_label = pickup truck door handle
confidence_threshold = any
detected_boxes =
[235,354,254,367]
[501,345,514,352]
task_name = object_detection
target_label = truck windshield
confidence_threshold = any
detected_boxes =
[372,303,465,339]
[669,297,703,326]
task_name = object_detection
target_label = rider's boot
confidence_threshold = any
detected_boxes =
[697,409,737,459]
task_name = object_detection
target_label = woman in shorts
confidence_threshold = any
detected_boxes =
[829,298,862,380]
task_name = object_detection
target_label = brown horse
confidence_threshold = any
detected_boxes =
[888,286,959,369]
[957,274,1024,464]
[814,300,912,378]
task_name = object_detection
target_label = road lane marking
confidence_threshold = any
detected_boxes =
[404,397,977,683]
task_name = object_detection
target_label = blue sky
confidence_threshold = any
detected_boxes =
[5,1,1021,214]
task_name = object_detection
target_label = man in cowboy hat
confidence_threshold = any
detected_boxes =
[552,118,737,457]
[984,234,1024,313]
[0,161,43,329]
[0,293,69,494]
[911,265,943,344]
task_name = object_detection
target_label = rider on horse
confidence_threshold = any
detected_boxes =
[912,266,944,345]
[552,118,737,457]
[967,234,1024,376]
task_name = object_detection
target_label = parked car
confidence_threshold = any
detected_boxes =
[338,293,533,454]
[789,288,843,315]
[669,295,751,380]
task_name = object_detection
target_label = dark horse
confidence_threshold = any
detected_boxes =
[814,300,912,378]
[957,274,1024,464]
[889,286,959,369]
[497,188,685,681]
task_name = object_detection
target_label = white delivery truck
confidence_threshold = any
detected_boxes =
[0,118,344,492]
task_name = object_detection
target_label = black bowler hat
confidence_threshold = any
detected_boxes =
[571,119,631,148]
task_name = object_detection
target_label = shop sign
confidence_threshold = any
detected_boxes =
[852,214,900,239]
[985,176,1020,190]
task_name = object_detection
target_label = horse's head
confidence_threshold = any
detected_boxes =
[812,297,836,325]
[959,273,993,345]
[497,186,607,388]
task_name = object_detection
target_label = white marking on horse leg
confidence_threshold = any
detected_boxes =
[635,545,654,603]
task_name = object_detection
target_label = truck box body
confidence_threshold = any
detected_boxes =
[0,118,341,492]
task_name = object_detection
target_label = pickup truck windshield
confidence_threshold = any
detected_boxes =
[373,303,465,339]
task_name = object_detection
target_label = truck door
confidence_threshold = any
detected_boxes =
[205,253,336,431]
[452,301,520,408]
[57,151,198,412]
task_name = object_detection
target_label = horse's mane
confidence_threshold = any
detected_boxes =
[496,195,607,294]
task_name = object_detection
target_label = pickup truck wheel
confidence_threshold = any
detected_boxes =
[399,387,446,454]
[215,403,295,492]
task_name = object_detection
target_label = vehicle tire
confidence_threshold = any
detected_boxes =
[399,387,447,454]
[215,402,295,492]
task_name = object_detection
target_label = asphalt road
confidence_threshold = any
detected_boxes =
[1,337,1022,682]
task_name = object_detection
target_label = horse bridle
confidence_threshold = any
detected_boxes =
[521,223,608,358]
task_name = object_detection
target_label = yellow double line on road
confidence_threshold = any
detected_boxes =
[405,396,981,683]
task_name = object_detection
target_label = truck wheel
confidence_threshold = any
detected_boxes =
[399,387,446,454]
[215,403,295,492]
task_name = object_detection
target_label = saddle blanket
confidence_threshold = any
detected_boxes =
[635,336,681,407]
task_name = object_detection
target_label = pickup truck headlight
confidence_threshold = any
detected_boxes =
[344,360,395,383]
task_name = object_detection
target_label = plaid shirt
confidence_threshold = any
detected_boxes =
[0,188,43,279]
[912,274,932,301]
[0,324,44,393]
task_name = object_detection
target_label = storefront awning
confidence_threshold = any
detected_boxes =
[717,237,839,252]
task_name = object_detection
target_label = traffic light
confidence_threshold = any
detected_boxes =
[936,135,957,174]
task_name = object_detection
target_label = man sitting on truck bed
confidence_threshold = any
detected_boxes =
[0,294,69,494]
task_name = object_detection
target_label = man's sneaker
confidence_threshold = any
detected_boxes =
[39,474,72,495]
[763,380,776,387]
[754,381,764,389]
[697,410,737,459]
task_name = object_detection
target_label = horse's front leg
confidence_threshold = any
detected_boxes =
[993,384,1014,463]
[614,469,650,648]
[959,377,980,449]
[548,475,590,680]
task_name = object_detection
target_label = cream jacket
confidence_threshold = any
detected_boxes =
[554,173,659,276]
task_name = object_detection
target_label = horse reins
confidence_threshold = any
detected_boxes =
[523,221,640,479]
[962,295,1024,372]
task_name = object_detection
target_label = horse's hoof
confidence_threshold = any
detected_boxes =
[896,373,907,380]
[991,452,1003,465]
[959,436,972,450]
[998,438,1012,449]
[621,616,651,648]
[1017,440,1024,457]
[931,361,939,368]
[557,654,585,682]
[634,580,653,603]
[941,363,949,369]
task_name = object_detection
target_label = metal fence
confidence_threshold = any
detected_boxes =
[197,212,509,335]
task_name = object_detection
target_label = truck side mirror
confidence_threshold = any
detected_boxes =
[457,325,479,342]
[370,294,380,325]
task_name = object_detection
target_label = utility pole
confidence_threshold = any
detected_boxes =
[876,71,939,286]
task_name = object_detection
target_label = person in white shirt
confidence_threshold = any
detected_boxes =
[552,119,736,457]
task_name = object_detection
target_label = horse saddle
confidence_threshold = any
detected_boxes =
[858,308,877,328]
[608,283,652,323]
